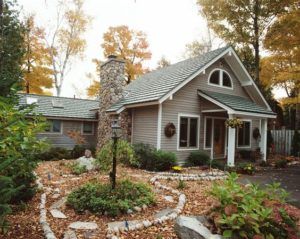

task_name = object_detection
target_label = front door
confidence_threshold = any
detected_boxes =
[213,119,226,158]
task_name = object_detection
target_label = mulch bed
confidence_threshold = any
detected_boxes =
[2,160,300,239]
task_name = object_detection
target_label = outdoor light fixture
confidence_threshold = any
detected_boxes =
[110,118,121,189]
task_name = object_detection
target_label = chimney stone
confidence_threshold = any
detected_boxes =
[97,57,131,150]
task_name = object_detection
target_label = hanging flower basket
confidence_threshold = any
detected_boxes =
[225,118,243,128]
[164,122,176,137]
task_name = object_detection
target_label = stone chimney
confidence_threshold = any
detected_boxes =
[97,55,131,149]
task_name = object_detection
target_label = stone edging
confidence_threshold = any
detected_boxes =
[35,172,57,239]
[106,170,227,239]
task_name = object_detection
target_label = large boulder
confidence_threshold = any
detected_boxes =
[174,216,222,239]
[76,156,96,171]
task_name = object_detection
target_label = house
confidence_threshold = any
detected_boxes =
[98,46,276,166]
[18,94,99,149]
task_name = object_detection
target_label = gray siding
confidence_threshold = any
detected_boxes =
[37,120,98,149]
[160,59,262,164]
[132,105,158,146]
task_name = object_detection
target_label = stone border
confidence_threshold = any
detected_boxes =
[35,172,57,239]
[106,170,227,238]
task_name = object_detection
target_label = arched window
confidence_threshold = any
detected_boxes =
[208,69,233,89]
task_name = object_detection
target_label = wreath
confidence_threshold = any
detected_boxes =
[164,122,176,137]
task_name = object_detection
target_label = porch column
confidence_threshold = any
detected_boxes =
[260,119,268,161]
[227,114,236,167]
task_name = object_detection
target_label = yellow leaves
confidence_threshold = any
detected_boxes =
[86,80,100,99]
[101,25,151,83]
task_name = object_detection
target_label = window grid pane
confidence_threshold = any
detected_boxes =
[189,118,198,147]
[179,117,188,147]
[238,121,250,147]
[179,116,198,148]
[209,71,220,85]
[83,122,93,134]
[52,120,61,132]
[222,72,232,87]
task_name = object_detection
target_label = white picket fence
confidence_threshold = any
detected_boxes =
[271,129,296,156]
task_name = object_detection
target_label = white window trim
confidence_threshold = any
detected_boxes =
[81,122,94,135]
[40,120,63,135]
[237,119,252,149]
[177,113,200,151]
[207,68,233,90]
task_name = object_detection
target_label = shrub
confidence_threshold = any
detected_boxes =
[36,147,72,161]
[211,160,225,170]
[259,160,270,167]
[291,130,300,157]
[133,143,177,171]
[177,179,186,189]
[68,162,87,175]
[133,143,156,169]
[275,159,288,168]
[186,151,210,167]
[71,145,86,159]
[237,162,255,175]
[238,150,252,160]
[210,173,298,238]
[67,179,155,216]
[95,140,138,171]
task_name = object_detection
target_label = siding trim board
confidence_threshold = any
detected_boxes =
[157,104,162,149]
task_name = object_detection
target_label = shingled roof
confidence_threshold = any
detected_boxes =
[107,46,230,112]
[198,90,276,116]
[18,94,99,120]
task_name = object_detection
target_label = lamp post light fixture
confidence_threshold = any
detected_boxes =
[111,119,121,190]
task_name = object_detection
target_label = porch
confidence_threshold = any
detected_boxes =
[198,90,277,166]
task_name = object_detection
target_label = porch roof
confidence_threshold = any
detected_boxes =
[198,90,276,118]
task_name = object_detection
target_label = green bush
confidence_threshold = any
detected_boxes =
[36,147,72,161]
[210,173,297,238]
[274,159,288,168]
[133,143,177,171]
[67,179,155,216]
[68,162,87,175]
[71,145,86,159]
[133,143,156,169]
[237,162,255,175]
[186,151,210,167]
[95,140,138,171]
[211,160,225,170]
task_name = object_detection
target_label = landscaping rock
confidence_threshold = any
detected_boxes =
[174,216,222,239]
[164,195,174,202]
[76,156,96,171]
[63,230,77,239]
[69,221,98,230]
[50,197,67,210]
[50,209,67,219]
[108,220,141,230]
[84,149,92,158]
[154,208,174,219]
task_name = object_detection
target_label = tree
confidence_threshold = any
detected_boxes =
[101,25,151,84]
[45,0,90,96]
[0,0,25,97]
[184,40,211,58]
[22,15,53,95]
[156,56,170,69]
[86,59,101,98]
[261,5,300,128]
[196,0,294,83]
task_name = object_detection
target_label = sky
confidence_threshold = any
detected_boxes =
[18,0,285,99]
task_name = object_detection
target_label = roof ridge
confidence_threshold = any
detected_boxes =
[18,93,98,102]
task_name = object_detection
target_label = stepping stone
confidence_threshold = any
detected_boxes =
[154,208,175,219]
[50,209,67,219]
[69,222,98,230]
[63,230,77,239]
[164,195,174,202]
[108,220,141,230]
[52,194,60,199]
[50,197,67,209]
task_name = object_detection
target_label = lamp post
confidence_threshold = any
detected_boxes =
[111,119,121,190]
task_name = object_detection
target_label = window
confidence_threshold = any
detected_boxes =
[45,120,62,133]
[208,69,233,89]
[237,121,251,147]
[205,118,212,148]
[179,115,199,149]
[82,122,94,134]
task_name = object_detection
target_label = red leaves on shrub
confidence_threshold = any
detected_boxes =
[224,204,237,216]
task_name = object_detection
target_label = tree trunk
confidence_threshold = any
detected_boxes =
[296,88,300,130]
[253,0,260,84]
[56,85,61,96]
